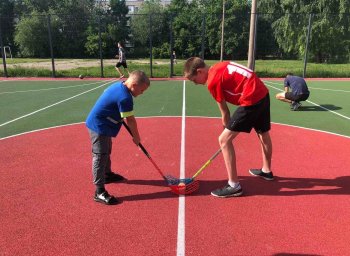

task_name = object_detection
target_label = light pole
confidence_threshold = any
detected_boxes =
[247,0,257,70]
[220,0,225,61]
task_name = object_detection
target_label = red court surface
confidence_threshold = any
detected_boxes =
[1,117,350,256]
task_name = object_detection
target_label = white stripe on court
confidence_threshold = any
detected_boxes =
[308,87,350,93]
[0,80,116,127]
[0,80,112,95]
[2,116,349,141]
[176,80,186,256]
[263,80,350,121]
[0,78,25,83]
[264,80,350,93]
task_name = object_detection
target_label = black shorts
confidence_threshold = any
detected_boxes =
[116,62,127,68]
[285,92,309,102]
[227,94,271,134]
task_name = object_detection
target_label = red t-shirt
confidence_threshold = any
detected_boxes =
[207,61,268,106]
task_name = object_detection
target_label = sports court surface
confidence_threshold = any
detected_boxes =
[1,78,350,256]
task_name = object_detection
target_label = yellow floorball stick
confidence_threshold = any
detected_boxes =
[192,148,222,179]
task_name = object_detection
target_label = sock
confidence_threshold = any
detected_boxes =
[228,181,239,188]
[261,168,271,173]
[96,187,105,195]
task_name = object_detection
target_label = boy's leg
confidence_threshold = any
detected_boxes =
[218,129,240,183]
[257,131,272,172]
[105,154,126,183]
[249,95,274,180]
[122,62,130,75]
[92,152,109,189]
[89,130,119,205]
[249,131,274,180]
[211,129,243,198]
[88,130,112,189]
[275,92,291,103]
[115,67,124,78]
[115,63,124,77]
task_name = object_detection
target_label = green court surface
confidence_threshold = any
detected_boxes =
[0,79,349,139]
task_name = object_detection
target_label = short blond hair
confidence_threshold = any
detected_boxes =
[183,57,206,78]
[129,70,150,87]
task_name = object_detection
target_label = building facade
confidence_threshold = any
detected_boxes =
[126,0,171,13]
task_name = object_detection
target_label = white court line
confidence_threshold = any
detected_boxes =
[264,80,350,93]
[176,80,186,256]
[307,87,350,93]
[0,79,116,127]
[0,80,112,95]
[264,80,350,121]
[0,78,26,83]
[2,116,349,141]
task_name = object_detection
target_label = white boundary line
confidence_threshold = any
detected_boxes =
[263,80,350,120]
[272,121,350,139]
[0,78,26,83]
[177,80,186,256]
[0,79,116,128]
[0,80,112,95]
[1,116,349,141]
[264,79,350,92]
[0,122,84,140]
[307,87,350,93]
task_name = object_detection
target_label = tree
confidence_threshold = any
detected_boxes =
[14,12,50,57]
[0,0,15,53]
[14,0,95,58]
[130,0,168,58]
[167,0,203,58]
[85,0,130,57]
[166,0,251,59]
[258,0,350,63]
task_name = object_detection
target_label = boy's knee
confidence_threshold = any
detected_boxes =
[218,133,229,147]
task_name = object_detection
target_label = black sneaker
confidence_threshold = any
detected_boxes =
[105,172,126,183]
[290,101,295,109]
[291,102,301,111]
[211,184,243,198]
[249,169,274,180]
[94,191,119,205]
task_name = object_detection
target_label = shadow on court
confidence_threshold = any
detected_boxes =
[240,175,350,196]
[117,175,350,202]
[299,104,342,111]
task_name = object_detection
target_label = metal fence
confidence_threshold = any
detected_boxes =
[1,12,349,78]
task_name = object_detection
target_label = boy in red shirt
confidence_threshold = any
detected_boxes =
[184,57,274,197]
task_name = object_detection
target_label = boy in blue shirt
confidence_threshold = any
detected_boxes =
[86,70,150,205]
[276,74,310,111]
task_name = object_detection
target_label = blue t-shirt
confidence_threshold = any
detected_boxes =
[284,75,310,95]
[86,81,134,137]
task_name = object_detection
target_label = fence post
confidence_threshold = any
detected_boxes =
[201,13,206,60]
[220,0,225,61]
[98,17,104,78]
[47,15,56,78]
[149,14,153,78]
[0,19,8,77]
[247,0,257,70]
[170,14,174,77]
[303,13,313,78]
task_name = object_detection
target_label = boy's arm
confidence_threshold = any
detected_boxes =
[125,115,141,145]
[217,100,230,128]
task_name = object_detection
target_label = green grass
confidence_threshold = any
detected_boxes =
[0,79,349,139]
[1,58,350,78]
